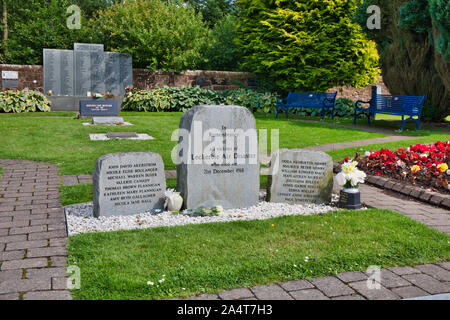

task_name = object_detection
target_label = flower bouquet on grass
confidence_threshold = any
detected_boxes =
[336,158,366,210]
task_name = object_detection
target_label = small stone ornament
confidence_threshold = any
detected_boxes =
[164,189,184,212]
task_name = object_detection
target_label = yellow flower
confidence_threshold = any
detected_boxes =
[437,163,449,173]
[411,165,421,174]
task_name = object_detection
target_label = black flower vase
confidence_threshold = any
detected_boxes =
[338,187,362,210]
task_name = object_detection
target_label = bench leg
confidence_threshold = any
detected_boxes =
[400,115,406,131]
[331,107,335,120]
[321,108,325,121]
[367,113,371,125]
[353,111,357,125]
[285,108,289,119]
[416,118,420,130]
[275,107,280,119]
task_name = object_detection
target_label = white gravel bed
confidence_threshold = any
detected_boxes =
[65,199,342,236]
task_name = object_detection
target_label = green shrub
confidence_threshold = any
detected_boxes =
[122,87,277,113]
[236,0,380,93]
[222,88,277,113]
[0,90,51,113]
[122,86,223,112]
[421,105,441,122]
[88,0,208,71]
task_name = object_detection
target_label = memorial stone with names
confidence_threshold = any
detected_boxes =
[79,99,119,117]
[93,152,166,217]
[177,105,259,210]
[267,149,333,204]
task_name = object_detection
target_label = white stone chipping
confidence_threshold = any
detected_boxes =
[65,198,343,236]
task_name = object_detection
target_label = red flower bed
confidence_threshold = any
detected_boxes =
[357,141,450,194]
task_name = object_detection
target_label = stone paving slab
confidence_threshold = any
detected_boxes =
[187,263,450,300]
[0,159,71,300]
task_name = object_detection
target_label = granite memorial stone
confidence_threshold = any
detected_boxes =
[74,43,104,52]
[267,149,333,204]
[93,152,166,217]
[92,117,124,125]
[79,99,119,117]
[177,105,259,209]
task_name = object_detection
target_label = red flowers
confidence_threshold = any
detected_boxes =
[359,141,450,193]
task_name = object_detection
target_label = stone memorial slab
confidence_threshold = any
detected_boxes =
[43,49,60,95]
[119,53,133,96]
[267,149,333,204]
[74,43,104,52]
[105,52,121,96]
[177,105,259,210]
[74,50,92,96]
[80,99,119,117]
[93,152,166,217]
[92,117,124,125]
[106,132,138,139]
[59,50,74,95]
[90,51,106,93]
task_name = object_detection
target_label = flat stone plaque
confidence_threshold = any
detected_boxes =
[267,149,333,204]
[177,105,259,210]
[92,117,124,125]
[2,80,18,89]
[79,99,119,117]
[2,71,18,79]
[106,132,138,139]
[93,152,166,217]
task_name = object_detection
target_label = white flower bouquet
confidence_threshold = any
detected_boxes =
[335,160,366,189]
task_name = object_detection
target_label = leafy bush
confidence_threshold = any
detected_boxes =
[122,87,277,113]
[421,105,441,122]
[222,88,277,113]
[122,86,223,112]
[88,0,208,71]
[236,0,380,93]
[0,90,51,113]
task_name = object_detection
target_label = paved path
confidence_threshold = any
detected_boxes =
[0,160,71,300]
[187,263,450,300]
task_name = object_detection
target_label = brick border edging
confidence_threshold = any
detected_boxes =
[333,163,450,210]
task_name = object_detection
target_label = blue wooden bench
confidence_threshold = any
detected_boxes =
[354,93,426,131]
[276,92,338,120]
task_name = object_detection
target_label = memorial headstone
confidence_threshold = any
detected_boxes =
[267,149,333,204]
[177,105,259,209]
[93,152,166,217]
[105,52,121,96]
[79,99,119,117]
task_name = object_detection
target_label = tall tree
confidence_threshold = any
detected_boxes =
[236,0,380,93]
[355,0,450,120]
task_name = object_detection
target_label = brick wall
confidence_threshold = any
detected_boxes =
[0,64,390,99]
[0,64,43,91]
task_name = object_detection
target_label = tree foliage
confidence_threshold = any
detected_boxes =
[182,0,235,27]
[0,0,86,65]
[201,14,241,71]
[236,0,380,93]
[87,0,208,71]
[355,0,450,119]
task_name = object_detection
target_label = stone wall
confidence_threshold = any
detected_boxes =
[327,77,390,101]
[0,64,390,100]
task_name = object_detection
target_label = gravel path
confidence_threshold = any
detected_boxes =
[65,199,342,236]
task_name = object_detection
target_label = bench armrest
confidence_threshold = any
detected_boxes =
[355,100,372,109]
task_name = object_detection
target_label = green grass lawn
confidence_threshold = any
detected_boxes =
[68,209,450,300]
[0,111,390,175]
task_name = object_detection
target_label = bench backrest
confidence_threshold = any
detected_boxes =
[286,92,337,106]
[371,94,426,115]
